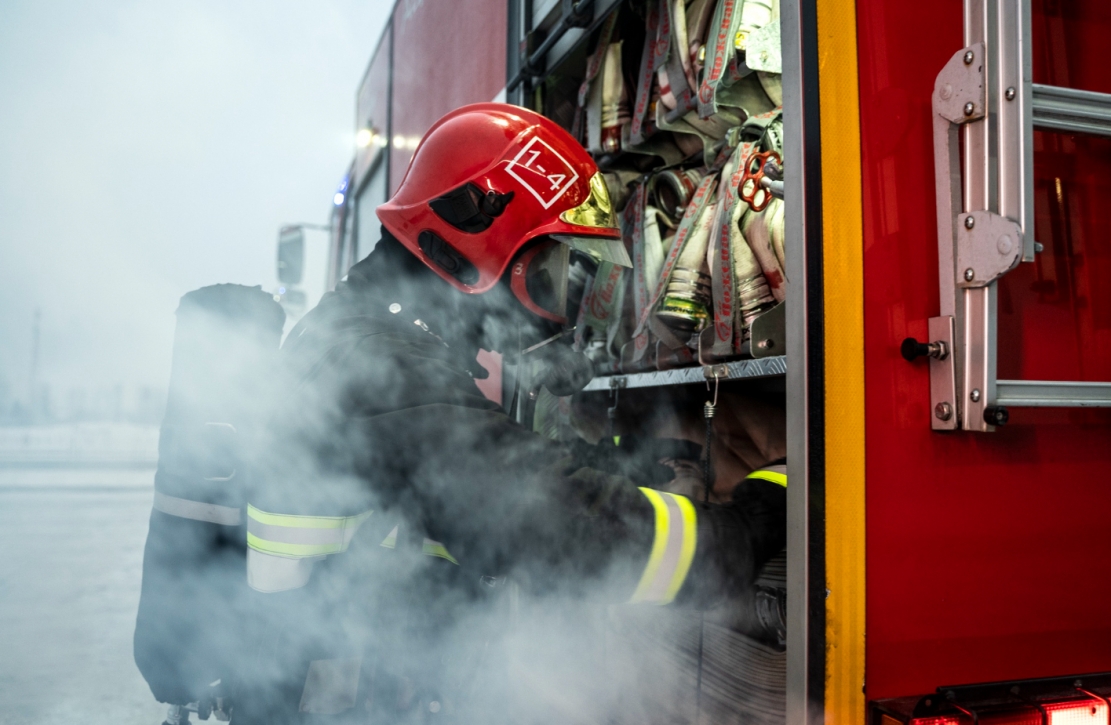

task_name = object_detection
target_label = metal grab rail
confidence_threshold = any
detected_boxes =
[1032,83,1111,137]
[996,380,1111,407]
[507,0,596,92]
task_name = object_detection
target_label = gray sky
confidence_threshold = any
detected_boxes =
[0,0,391,405]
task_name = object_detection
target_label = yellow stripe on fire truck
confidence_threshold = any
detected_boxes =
[629,488,698,605]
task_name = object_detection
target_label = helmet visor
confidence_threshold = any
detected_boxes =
[559,172,618,230]
[511,241,571,323]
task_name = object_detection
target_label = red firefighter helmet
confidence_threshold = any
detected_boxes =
[377,103,629,323]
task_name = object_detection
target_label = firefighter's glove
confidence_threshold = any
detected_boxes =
[685,477,787,612]
[529,344,595,397]
[563,436,676,488]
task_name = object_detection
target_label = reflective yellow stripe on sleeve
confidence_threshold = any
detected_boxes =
[745,465,787,488]
[246,504,372,558]
[629,488,697,605]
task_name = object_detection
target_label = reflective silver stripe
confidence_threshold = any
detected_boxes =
[153,491,241,526]
[246,505,372,558]
[246,548,321,593]
[653,494,686,601]
[640,491,683,603]
[299,658,362,714]
[629,488,698,605]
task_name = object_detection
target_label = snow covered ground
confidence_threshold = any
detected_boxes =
[0,425,166,724]
[0,423,159,470]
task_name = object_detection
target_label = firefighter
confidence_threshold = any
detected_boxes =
[234,103,786,724]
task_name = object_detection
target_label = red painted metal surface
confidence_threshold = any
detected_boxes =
[389,0,507,195]
[1000,1,1111,383]
[858,0,1111,701]
[999,129,1111,383]
[1031,1,1111,96]
[354,25,391,190]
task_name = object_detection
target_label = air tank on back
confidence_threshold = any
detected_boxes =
[134,284,284,716]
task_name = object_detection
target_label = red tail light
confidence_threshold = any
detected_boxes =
[1046,699,1108,725]
[872,674,1111,725]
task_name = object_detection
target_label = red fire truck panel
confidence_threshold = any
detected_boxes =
[859,0,1111,700]
[389,0,507,194]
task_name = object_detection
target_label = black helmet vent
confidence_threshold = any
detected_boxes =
[429,183,514,234]
[417,230,480,286]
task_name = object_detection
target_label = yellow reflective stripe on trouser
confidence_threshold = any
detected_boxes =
[422,538,458,565]
[745,464,787,488]
[629,488,697,605]
[246,504,372,558]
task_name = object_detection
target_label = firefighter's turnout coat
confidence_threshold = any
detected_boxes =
[235,251,786,723]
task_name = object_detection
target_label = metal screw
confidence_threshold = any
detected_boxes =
[964,215,975,229]
[964,268,975,281]
[1005,86,1016,101]
[963,50,974,65]
[388,302,401,314]
[934,402,953,421]
[1035,241,1045,253]
[963,101,975,116]
[757,339,774,349]
[997,235,1013,254]
[970,388,981,403]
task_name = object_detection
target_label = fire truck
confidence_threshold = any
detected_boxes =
[282,0,1111,722]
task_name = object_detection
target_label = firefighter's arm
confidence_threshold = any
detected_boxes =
[356,405,785,621]
[555,457,786,611]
